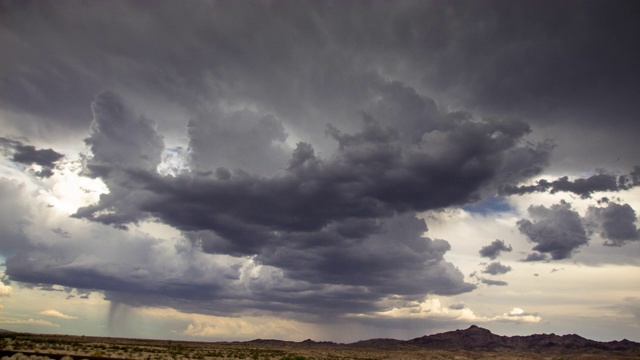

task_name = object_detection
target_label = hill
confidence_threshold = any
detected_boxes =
[405,325,640,351]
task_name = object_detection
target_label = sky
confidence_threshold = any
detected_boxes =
[1,0,640,343]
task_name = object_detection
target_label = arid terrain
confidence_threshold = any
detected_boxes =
[1,326,639,360]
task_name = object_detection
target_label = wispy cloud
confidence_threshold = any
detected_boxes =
[38,309,78,320]
[0,318,59,328]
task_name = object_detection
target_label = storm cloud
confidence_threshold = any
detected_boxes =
[23,71,550,316]
[1,0,640,340]
[586,202,640,247]
[70,90,535,307]
[517,201,589,260]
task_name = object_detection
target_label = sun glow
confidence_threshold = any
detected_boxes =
[40,166,109,215]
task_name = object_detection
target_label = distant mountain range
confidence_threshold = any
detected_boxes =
[350,325,640,352]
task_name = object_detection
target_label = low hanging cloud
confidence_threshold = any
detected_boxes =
[586,202,640,247]
[0,137,64,177]
[479,239,512,260]
[501,168,640,199]
[517,201,589,260]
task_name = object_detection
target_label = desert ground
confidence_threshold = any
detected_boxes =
[1,332,639,360]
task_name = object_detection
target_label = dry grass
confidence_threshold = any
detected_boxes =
[1,333,638,360]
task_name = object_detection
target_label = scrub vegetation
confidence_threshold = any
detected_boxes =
[1,332,639,360]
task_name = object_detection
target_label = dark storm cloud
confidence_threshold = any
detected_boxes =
[187,109,290,176]
[586,202,640,247]
[479,239,512,260]
[517,201,589,260]
[84,92,164,173]
[0,137,64,177]
[73,92,165,228]
[482,262,512,275]
[401,2,640,132]
[63,85,552,313]
[75,91,539,231]
[34,90,524,315]
[4,1,638,156]
[4,0,640,326]
[0,179,31,256]
[501,168,640,199]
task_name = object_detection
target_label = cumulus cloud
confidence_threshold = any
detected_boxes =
[586,202,640,246]
[376,298,539,323]
[479,239,512,260]
[84,91,164,173]
[517,201,589,260]
[38,309,78,319]
[482,262,512,275]
[496,308,541,323]
[0,283,12,297]
[73,92,165,228]
[0,137,64,177]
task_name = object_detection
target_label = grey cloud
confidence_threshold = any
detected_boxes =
[0,179,32,256]
[501,168,640,199]
[2,0,640,332]
[0,137,64,177]
[255,213,474,297]
[479,239,512,260]
[84,92,164,173]
[73,92,165,228]
[517,201,589,260]
[365,81,442,143]
[187,109,289,176]
[586,202,640,247]
[482,262,512,275]
[68,91,541,311]
[3,1,640,174]
[405,2,640,134]
[521,252,549,262]
[76,95,537,231]
[496,140,555,186]
[480,278,508,287]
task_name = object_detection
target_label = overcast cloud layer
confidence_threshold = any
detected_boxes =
[1,0,639,342]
